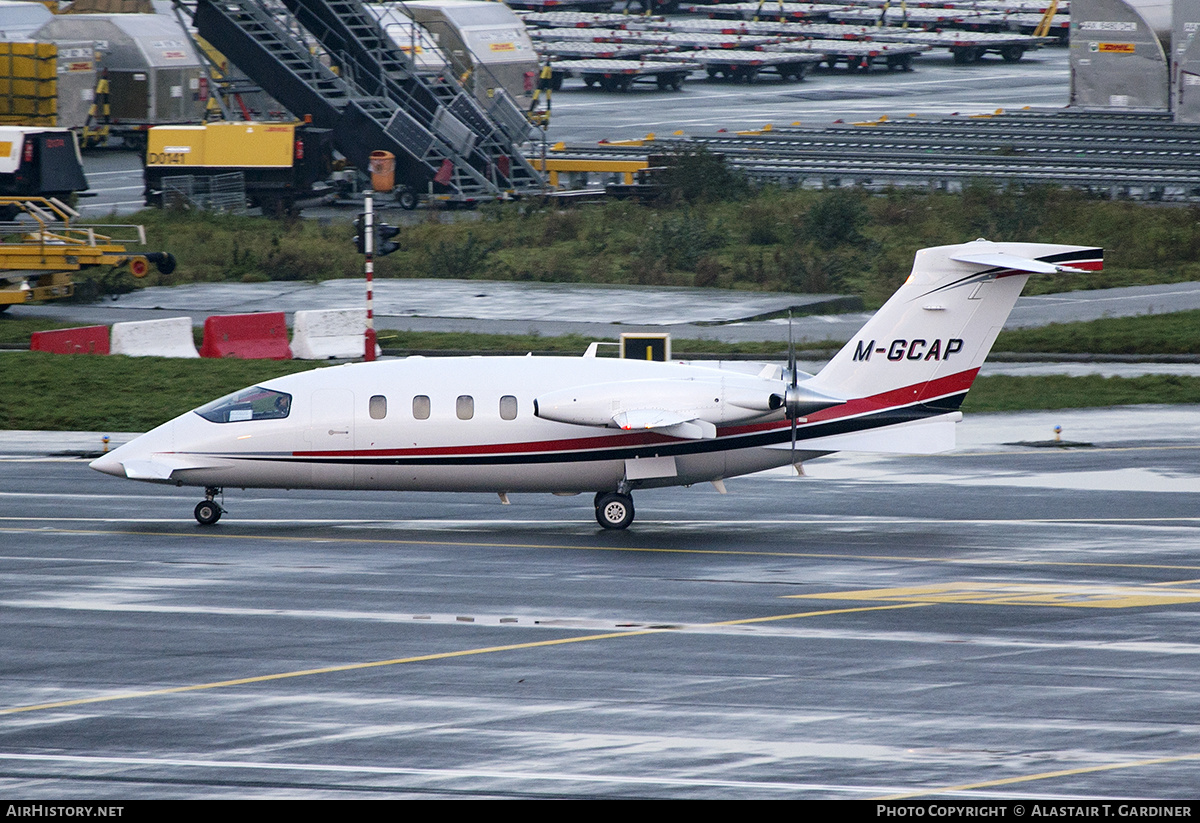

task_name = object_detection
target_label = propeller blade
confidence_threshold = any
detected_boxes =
[787,309,797,388]
[788,309,797,470]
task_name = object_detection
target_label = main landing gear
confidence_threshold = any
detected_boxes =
[594,490,635,530]
[194,487,224,526]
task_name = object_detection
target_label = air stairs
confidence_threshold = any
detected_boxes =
[191,0,543,203]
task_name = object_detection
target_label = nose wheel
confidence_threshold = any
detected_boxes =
[194,487,224,526]
[594,491,634,530]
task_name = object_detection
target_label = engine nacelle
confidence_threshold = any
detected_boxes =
[533,378,784,430]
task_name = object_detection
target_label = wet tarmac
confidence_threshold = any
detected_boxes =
[68,277,850,326]
[1,406,1199,798]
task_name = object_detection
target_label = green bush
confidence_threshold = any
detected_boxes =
[654,148,749,203]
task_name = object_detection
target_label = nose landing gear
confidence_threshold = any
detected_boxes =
[194,487,224,526]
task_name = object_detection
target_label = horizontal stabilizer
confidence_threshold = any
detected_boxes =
[949,251,1086,274]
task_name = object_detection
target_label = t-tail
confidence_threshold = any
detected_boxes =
[795,240,1103,454]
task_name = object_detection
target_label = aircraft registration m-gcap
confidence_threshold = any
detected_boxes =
[91,239,1102,529]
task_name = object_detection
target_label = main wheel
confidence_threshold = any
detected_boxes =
[194,500,222,526]
[396,188,418,210]
[595,492,635,530]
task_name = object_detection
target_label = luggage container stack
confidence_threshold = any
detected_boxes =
[0,42,55,126]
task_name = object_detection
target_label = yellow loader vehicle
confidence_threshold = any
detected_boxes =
[0,196,175,311]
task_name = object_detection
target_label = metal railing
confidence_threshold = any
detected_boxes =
[161,172,248,213]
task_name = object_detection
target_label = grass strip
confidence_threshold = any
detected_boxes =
[0,353,318,432]
[961,374,1200,412]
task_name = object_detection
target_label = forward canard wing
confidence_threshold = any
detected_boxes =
[94,453,234,482]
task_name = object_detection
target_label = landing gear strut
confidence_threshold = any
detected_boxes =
[194,487,224,526]
[594,491,635,530]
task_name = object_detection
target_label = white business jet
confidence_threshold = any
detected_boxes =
[91,239,1102,529]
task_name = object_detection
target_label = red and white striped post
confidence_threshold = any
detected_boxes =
[364,190,376,362]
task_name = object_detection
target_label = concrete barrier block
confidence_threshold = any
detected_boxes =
[291,308,380,360]
[30,325,109,355]
[199,312,292,360]
[110,317,200,358]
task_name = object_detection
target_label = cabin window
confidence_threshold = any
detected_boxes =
[413,395,430,420]
[499,395,517,420]
[195,387,291,423]
[456,395,474,420]
[369,395,387,420]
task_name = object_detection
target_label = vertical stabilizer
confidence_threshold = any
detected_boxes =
[805,240,1102,410]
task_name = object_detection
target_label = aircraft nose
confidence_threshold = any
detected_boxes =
[89,450,126,478]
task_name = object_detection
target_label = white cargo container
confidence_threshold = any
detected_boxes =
[390,0,538,111]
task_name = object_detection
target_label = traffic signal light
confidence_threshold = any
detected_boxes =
[353,213,367,254]
[375,222,400,257]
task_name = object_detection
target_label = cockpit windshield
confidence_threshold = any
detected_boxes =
[195,387,292,423]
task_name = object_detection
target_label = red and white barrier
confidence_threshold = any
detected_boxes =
[110,317,200,358]
[30,325,109,355]
[199,312,292,360]
[291,308,380,360]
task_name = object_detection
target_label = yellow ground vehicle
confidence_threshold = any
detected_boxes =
[144,121,334,216]
[0,196,174,311]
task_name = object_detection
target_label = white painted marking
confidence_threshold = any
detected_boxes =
[7,594,1200,652]
[0,491,210,501]
[0,752,1109,798]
